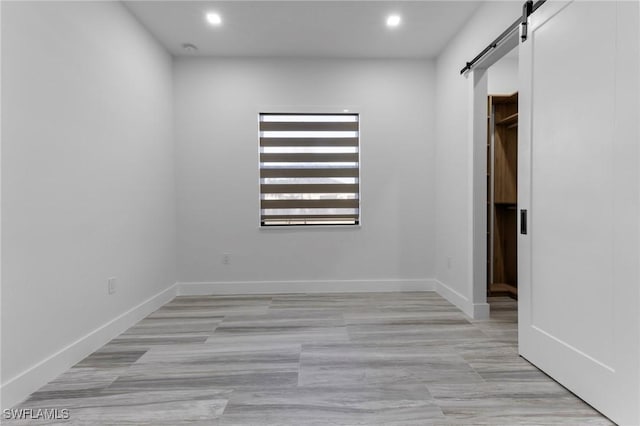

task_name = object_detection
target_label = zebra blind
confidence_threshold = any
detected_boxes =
[259,113,360,226]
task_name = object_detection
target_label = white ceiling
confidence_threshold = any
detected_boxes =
[123,1,483,58]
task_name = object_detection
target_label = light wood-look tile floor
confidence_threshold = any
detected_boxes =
[9,293,612,425]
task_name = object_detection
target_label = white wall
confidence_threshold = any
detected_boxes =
[1,1,176,406]
[434,1,522,316]
[174,58,436,288]
[488,55,518,95]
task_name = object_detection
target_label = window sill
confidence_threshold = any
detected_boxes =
[258,224,361,231]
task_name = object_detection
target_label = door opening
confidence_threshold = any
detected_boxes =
[485,52,519,339]
[467,34,519,321]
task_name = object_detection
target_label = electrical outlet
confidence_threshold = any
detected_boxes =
[108,277,117,295]
[222,253,231,265]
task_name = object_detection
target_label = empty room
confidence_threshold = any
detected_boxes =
[1,0,638,424]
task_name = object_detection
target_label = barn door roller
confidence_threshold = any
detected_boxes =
[521,0,534,41]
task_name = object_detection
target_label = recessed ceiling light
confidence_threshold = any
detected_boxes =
[386,14,401,28]
[206,12,222,26]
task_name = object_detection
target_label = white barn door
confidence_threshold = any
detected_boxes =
[518,1,639,424]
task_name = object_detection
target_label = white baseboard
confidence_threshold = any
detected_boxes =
[0,284,178,409]
[177,279,435,296]
[434,279,489,320]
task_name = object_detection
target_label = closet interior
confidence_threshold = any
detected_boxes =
[487,92,518,298]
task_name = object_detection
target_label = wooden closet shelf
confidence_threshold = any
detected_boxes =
[496,113,518,126]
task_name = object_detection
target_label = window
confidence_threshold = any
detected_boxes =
[259,113,360,226]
